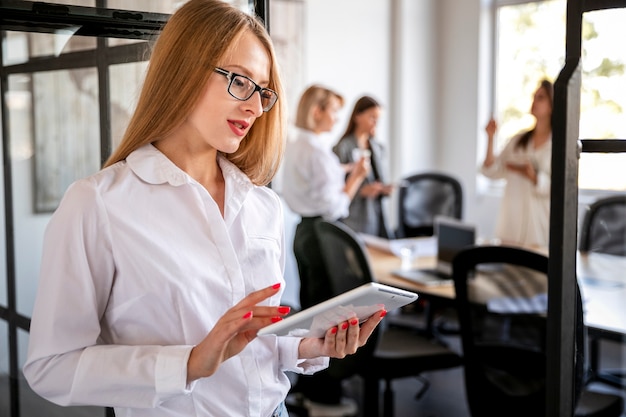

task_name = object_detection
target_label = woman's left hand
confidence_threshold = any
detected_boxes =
[297,310,386,359]
[360,182,393,198]
[506,161,537,184]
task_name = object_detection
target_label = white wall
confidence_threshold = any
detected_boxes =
[303,0,392,142]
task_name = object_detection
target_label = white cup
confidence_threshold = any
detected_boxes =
[351,148,371,163]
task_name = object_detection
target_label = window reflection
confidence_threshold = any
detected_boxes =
[4,31,96,65]
[31,69,101,213]
[109,61,149,148]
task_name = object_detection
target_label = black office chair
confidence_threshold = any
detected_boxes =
[395,172,463,238]
[393,172,464,335]
[452,245,623,417]
[579,195,626,389]
[313,220,462,417]
[579,195,626,256]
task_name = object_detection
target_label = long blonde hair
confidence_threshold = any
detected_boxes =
[104,0,286,186]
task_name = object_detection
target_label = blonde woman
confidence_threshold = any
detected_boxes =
[281,85,370,412]
[23,2,384,416]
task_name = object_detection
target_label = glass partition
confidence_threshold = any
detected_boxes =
[0,321,9,417]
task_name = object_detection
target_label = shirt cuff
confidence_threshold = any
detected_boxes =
[277,336,330,374]
[155,345,195,399]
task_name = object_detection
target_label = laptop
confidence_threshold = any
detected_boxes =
[392,216,476,286]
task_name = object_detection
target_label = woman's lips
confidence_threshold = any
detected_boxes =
[228,119,250,136]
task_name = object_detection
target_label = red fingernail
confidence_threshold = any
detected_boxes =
[278,306,291,314]
[243,311,252,319]
[350,319,358,326]
[271,316,283,323]
[272,283,281,289]
[331,327,338,334]
[342,323,348,330]
[380,310,387,318]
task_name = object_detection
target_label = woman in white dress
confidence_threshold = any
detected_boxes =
[480,79,553,248]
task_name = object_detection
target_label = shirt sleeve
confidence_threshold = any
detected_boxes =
[23,179,193,408]
[305,150,351,220]
[480,137,518,180]
[276,336,329,375]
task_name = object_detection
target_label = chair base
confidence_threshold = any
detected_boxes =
[575,388,624,417]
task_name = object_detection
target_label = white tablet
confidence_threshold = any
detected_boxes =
[257,282,418,337]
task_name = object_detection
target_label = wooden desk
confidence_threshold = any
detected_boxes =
[366,245,626,336]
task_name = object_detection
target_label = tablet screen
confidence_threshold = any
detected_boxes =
[258,282,418,337]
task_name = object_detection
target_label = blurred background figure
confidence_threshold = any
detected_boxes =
[281,85,370,415]
[333,95,393,238]
[480,79,553,248]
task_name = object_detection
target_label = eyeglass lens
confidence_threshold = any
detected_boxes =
[229,74,277,111]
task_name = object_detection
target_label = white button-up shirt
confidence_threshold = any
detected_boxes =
[24,144,328,417]
[281,129,351,220]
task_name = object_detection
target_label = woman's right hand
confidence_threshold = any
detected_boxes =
[186,283,290,383]
[344,157,371,200]
[360,181,392,198]
[351,157,370,179]
[485,118,497,140]
[482,118,498,168]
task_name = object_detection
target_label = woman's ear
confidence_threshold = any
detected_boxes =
[311,105,321,123]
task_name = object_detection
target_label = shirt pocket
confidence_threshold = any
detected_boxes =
[244,233,284,303]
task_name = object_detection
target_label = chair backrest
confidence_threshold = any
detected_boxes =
[451,245,584,417]
[313,220,380,376]
[396,172,463,238]
[579,195,626,256]
[314,220,376,295]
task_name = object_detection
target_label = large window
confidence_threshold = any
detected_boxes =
[492,0,626,190]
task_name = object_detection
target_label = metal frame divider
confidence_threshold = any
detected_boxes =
[547,0,626,415]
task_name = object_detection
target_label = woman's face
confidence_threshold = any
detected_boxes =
[530,86,552,121]
[314,96,342,134]
[185,30,271,154]
[354,106,381,137]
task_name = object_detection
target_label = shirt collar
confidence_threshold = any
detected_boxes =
[126,143,254,196]
[298,128,335,151]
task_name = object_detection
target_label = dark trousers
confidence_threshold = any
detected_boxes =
[293,217,332,309]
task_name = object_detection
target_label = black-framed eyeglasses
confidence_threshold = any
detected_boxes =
[214,67,278,112]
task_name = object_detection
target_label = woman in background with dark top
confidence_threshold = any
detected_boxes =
[480,79,553,248]
[333,96,393,238]
[282,85,369,308]
[282,85,370,414]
